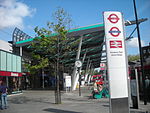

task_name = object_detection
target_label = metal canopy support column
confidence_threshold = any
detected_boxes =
[19,46,22,92]
[20,46,22,56]
[135,68,140,108]
[81,51,87,85]
[84,58,90,84]
[72,35,83,91]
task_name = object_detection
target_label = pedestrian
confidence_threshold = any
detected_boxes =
[0,80,8,110]
[92,81,98,99]
[97,84,103,92]
[145,75,150,104]
[130,75,138,109]
[145,76,150,89]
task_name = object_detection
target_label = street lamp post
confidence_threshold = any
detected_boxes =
[133,0,147,105]
[75,60,82,96]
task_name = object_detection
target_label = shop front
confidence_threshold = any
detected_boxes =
[0,49,22,94]
[0,71,22,94]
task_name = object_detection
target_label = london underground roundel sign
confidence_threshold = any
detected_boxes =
[109,27,121,37]
[107,14,120,23]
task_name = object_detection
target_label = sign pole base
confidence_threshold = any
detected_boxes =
[110,97,129,113]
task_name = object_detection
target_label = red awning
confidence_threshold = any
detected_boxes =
[92,75,102,77]
[0,71,22,77]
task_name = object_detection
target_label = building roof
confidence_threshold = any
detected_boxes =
[12,18,148,69]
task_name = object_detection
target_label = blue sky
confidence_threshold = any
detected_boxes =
[0,0,150,55]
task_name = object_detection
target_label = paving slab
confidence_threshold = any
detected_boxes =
[0,87,149,113]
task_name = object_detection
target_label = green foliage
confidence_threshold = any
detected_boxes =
[52,7,72,31]
[24,54,49,74]
[93,70,100,75]
[128,54,140,62]
[25,7,76,74]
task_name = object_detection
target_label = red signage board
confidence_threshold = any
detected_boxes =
[110,40,122,48]
[0,71,22,77]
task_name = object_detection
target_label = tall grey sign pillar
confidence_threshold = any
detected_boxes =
[103,11,129,113]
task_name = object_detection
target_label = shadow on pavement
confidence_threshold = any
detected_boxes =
[130,111,146,113]
[102,104,109,108]
[8,96,30,104]
[43,108,82,113]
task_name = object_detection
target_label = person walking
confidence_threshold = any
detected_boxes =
[145,76,150,89]
[130,75,138,109]
[145,76,150,104]
[0,80,8,110]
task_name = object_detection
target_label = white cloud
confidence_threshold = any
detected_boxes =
[126,37,145,48]
[0,0,36,29]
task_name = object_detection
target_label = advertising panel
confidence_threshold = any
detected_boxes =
[0,50,22,73]
[0,51,6,71]
[16,56,21,72]
[65,76,71,87]
[7,53,12,71]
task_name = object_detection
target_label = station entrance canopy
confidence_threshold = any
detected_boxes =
[13,18,147,69]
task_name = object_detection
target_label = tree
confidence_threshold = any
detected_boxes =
[93,69,100,75]
[25,7,77,104]
[128,54,140,62]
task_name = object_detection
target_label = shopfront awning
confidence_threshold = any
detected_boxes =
[0,71,22,77]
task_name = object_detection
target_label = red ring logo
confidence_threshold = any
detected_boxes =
[108,14,120,23]
[109,27,121,37]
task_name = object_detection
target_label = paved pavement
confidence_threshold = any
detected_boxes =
[1,87,150,113]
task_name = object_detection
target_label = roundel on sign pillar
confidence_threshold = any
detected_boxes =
[107,14,120,24]
[109,27,121,37]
